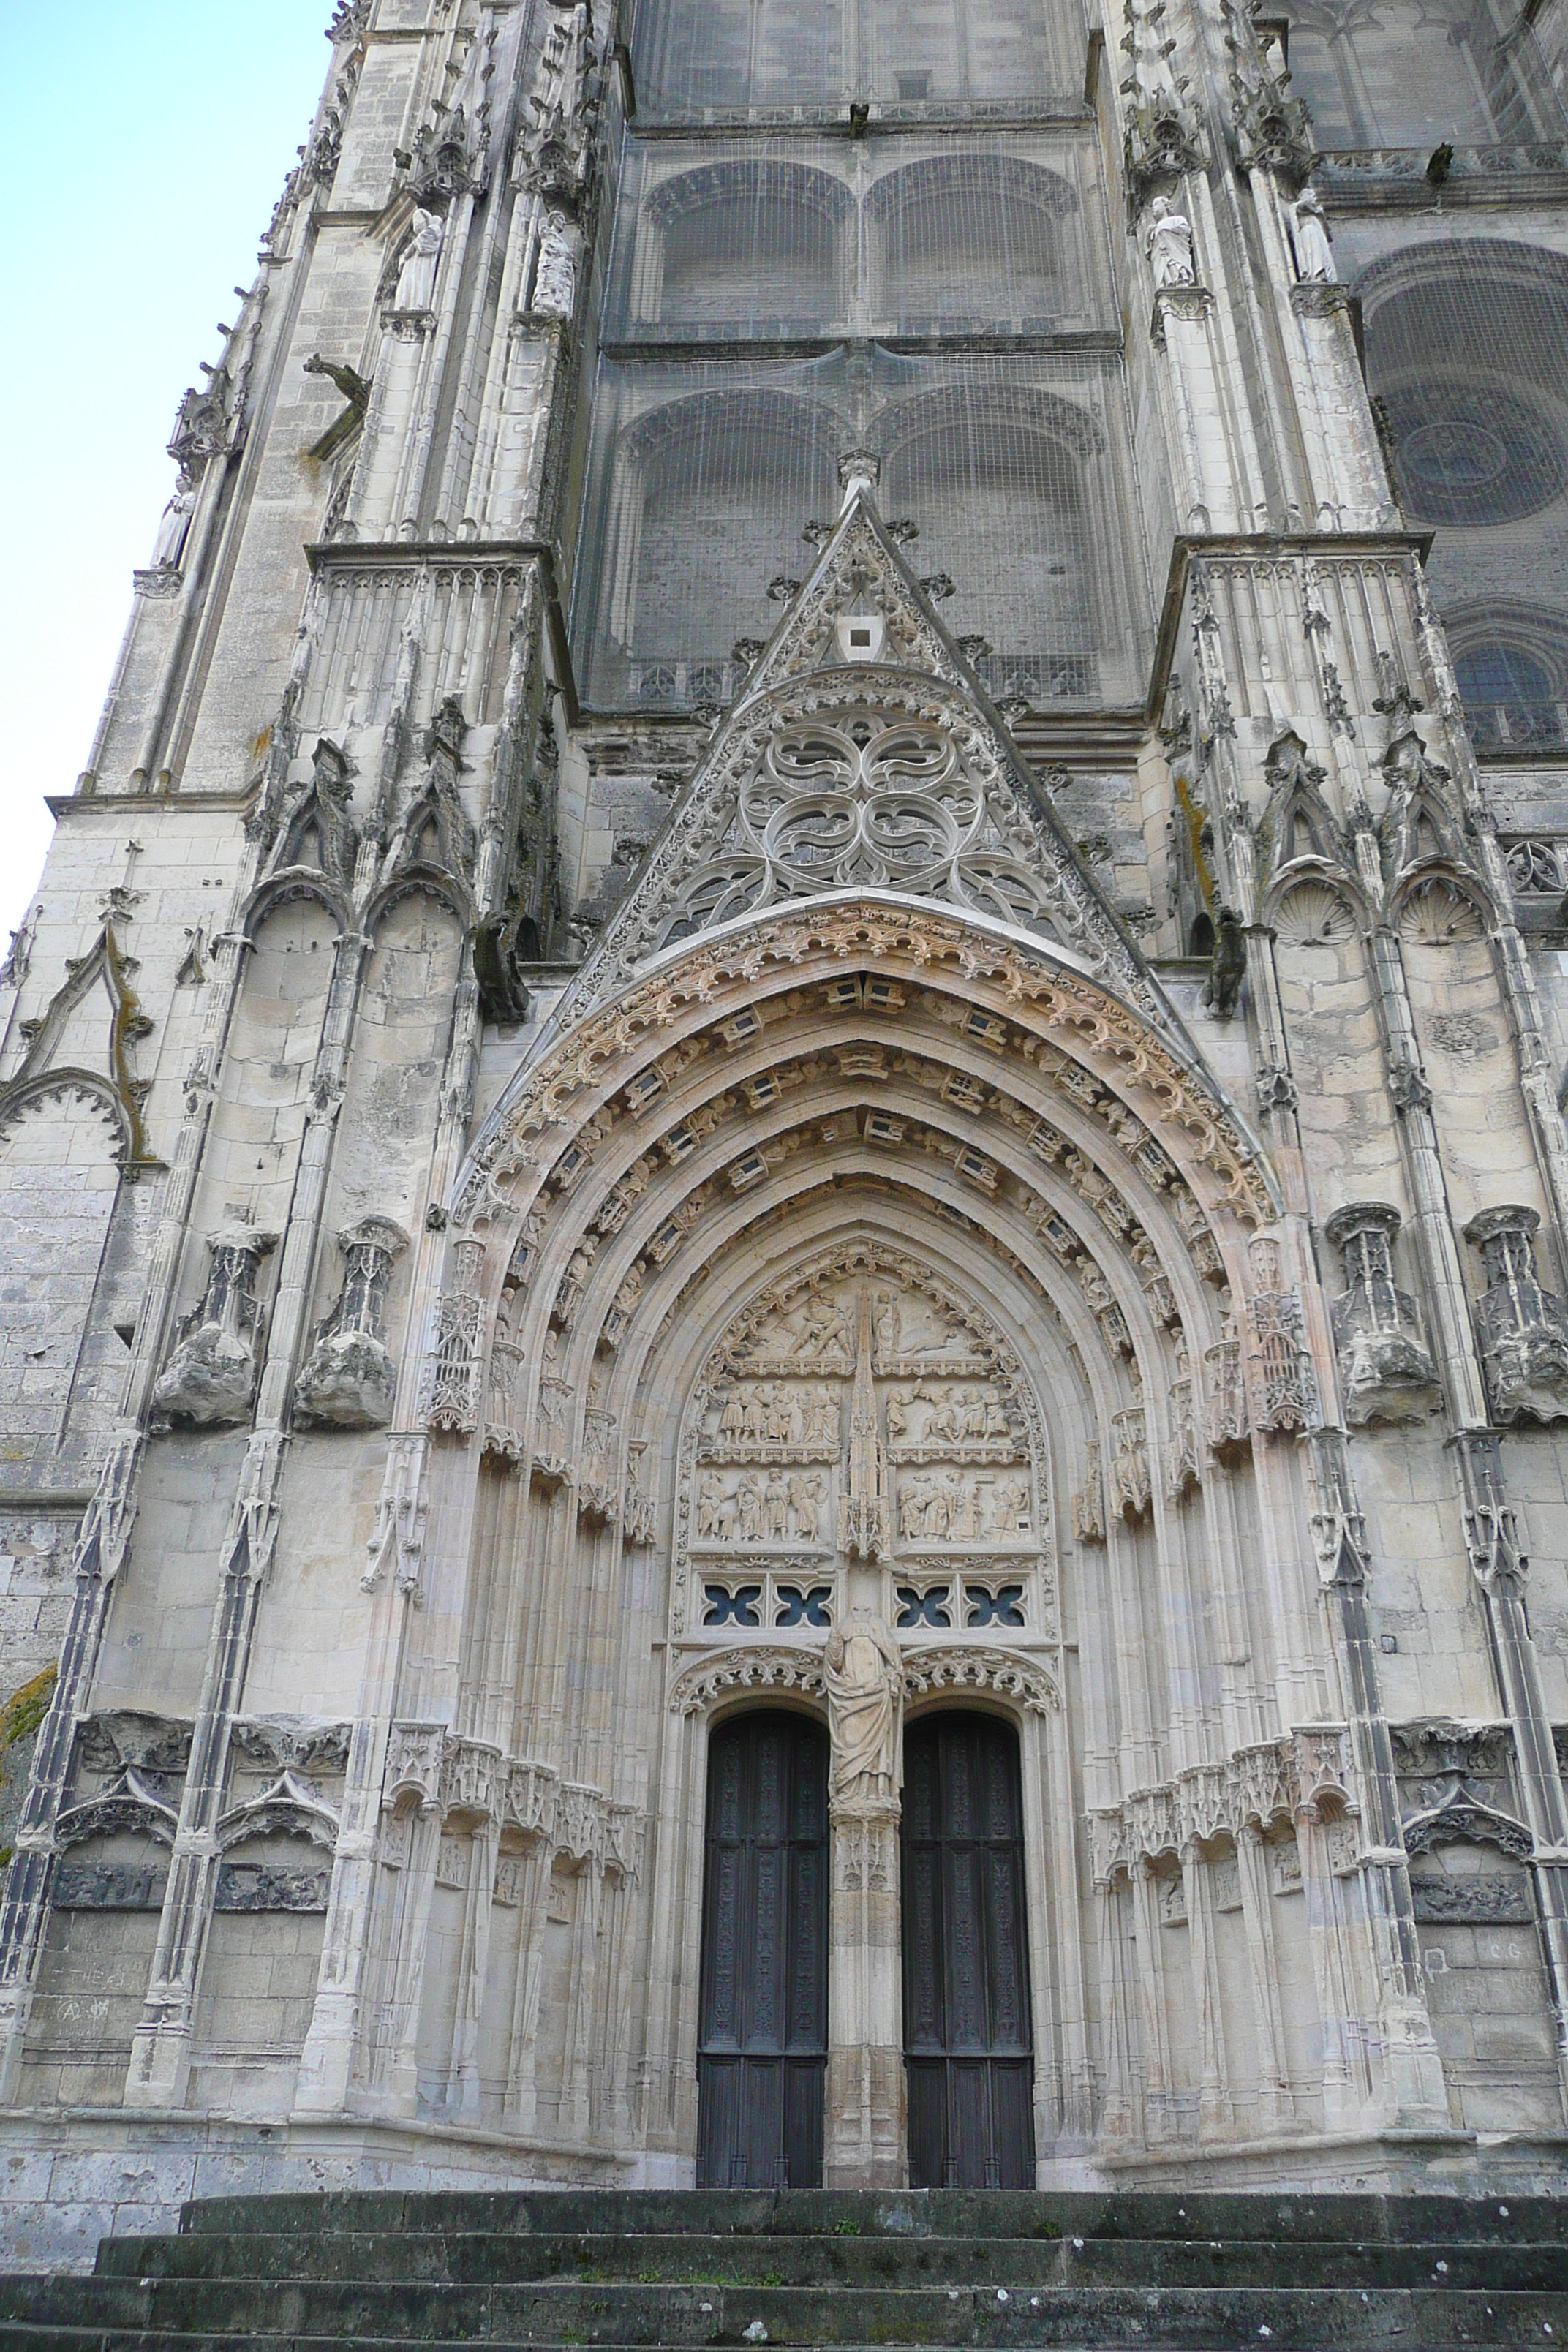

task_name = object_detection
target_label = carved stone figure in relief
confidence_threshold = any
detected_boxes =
[697,1474,727,1539]
[791,1294,855,1360]
[393,207,444,312]
[1145,194,1196,287]
[532,211,577,317]
[823,1611,903,1801]
[990,1478,1030,1536]
[806,1389,839,1446]
[151,475,197,570]
[1289,186,1336,283]
[788,1472,827,1539]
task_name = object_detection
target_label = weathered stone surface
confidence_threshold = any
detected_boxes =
[7,0,1568,2247]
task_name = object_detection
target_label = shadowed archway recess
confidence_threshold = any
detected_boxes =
[381,881,1340,2179]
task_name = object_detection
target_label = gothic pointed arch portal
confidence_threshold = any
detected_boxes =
[418,485,1324,2183]
[419,830,1341,2180]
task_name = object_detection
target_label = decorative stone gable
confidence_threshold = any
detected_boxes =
[544,485,1168,1036]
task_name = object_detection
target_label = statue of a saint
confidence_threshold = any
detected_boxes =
[394,208,445,312]
[532,213,578,317]
[823,1610,903,1801]
[151,475,197,570]
[1145,194,1196,287]
[1289,186,1335,283]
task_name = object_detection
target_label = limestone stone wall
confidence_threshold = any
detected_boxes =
[7,0,1568,2266]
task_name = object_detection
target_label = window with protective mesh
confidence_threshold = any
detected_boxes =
[570,350,1145,712]
[1275,0,1564,150]
[630,0,1085,117]
[608,140,1105,340]
[1358,236,1568,750]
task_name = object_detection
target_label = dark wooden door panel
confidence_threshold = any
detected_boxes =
[902,1711,1036,2190]
[698,1711,828,2187]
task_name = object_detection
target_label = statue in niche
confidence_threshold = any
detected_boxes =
[823,1610,903,1802]
[1288,186,1336,283]
[1203,903,1247,1018]
[394,208,445,311]
[1145,193,1196,287]
[151,475,197,570]
[532,211,578,317]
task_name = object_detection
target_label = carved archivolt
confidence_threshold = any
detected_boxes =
[670,1647,828,1716]
[457,899,1273,1235]
[668,1643,1060,1720]
[55,1768,179,1852]
[902,1646,1061,1714]
[215,1769,340,1853]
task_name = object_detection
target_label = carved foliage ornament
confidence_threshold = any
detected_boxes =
[457,900,1273,1233]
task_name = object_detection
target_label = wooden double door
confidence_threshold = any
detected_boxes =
[697,1708,1034,2190]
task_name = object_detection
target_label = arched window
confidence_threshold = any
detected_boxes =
[868,157,1073,331]
[880,385,1101,701]
[1360,242,1568,750]
[641,163,850,331]
[1449,616,1568,747]
[1278,0,1564,149]
[585,389,840,706]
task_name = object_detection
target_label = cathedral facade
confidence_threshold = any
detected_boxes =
[7,0,1568,2262]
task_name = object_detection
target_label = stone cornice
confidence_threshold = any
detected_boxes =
[1147,531,1436,725]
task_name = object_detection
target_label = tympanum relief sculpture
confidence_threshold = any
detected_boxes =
[671,1247,1048,1651]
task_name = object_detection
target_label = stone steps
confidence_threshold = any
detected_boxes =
[4,2296,1568,2349]
[88,2230,1568,2292]
[1,2190,1566,2350]
[173,2191,1568,2244]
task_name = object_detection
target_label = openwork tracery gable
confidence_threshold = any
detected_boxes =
[546,486,1164,1033]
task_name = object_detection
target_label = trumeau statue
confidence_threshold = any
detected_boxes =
[393,208,445,311]
[1145,193,1196,286]
[1289,186,1336,282]
[823,1610,904,1801]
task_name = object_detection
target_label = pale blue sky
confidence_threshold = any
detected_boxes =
[0,0,329,943]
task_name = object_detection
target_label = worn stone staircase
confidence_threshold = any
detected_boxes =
[3,2187,1568,2348]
